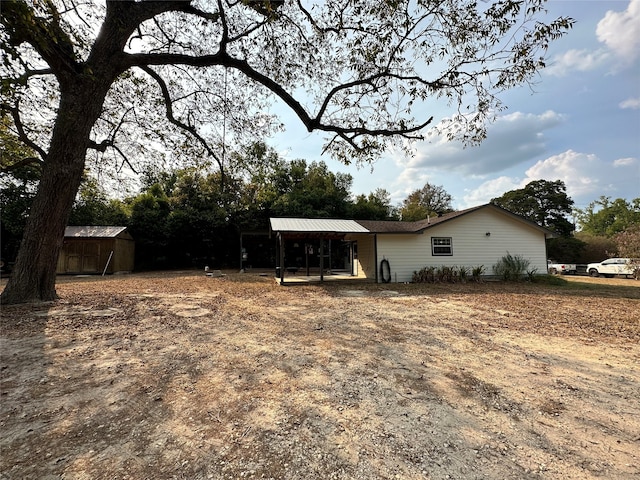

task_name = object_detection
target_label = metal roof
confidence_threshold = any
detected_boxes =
[64,226,129,238]
[355,219,419,233]
[270,218,369,234]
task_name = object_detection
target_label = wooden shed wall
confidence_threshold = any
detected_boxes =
[111,237,135,273]
[56,235,134,274]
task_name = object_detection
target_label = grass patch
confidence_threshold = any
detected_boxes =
[530,274,568,286]
[560,281,640,299]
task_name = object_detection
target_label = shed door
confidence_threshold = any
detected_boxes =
[66,242,82,272]
[81,241,100,272]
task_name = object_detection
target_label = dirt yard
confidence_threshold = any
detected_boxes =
[1,272,639,479]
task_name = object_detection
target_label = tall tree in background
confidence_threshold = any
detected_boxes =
[0,113,40,266]
[228,141,286,231]
[127,183,172,270]
[67,176,130,227]
[1,0,573,303]
[350,189,398,221]
[491,180,575,236]
[613,224,640,279]
[270,160,353,218]
[574,196,640,265]
[491,179,580,261]
[575,197,640,237]
[400,183,453,221]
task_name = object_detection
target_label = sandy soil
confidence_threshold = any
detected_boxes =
[1,272,639,479]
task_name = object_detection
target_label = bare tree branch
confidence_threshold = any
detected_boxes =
[138,64,225,181]
[1,102,48,161]
[87,104,134,175]
[0,157,43,174]
[8,68,55,87]
[111,143,138,175]
[127,51,432,143]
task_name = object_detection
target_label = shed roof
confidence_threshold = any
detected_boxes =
[64,226,129,238]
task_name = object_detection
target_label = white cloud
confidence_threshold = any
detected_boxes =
[619,97,640,109]
[524,150,601,198]
[461,151,640,208]
[462,176,524,207]
[544,1,640,77]
[546,48,610,77]
[596,0,640,64]
[613,157,636,167]
[390,111,565,178]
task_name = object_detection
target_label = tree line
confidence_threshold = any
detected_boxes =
[4,137,638,272]
[1,140,457,270]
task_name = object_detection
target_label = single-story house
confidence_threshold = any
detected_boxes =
[269,203,555,283]
[56,226,135,275]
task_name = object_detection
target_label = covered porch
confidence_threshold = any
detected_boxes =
[269,218,375,285]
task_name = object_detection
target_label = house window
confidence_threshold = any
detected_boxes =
[432,237,452,256]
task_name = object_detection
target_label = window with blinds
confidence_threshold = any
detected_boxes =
[431,237,452,256]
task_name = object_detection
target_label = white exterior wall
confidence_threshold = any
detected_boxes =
[345,234,376,279]
[376,209,548,283]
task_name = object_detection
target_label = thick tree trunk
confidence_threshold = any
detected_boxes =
[1,81,109,304]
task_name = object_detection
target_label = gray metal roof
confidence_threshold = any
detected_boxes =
[64,226,128,238]
[270,218,369,234]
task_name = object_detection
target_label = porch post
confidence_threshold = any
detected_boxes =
[319,237,324,282]
[305,242,310,276]
[279,233,285,284]
[239,232,244,271]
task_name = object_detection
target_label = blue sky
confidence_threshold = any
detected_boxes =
[269,0,640,212]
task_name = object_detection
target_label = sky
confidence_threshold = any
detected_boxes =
[269,0,640,212]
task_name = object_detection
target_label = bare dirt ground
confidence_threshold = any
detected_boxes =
[1,271,639,480]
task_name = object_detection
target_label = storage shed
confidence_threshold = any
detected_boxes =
[56,226,135,275]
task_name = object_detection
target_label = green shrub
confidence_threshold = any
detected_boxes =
[458,265,469,283]
[492,253,531,281]
[471,265,485,282]
[437,265,455,283]
[412,266,436,283]
[412,265,483,284]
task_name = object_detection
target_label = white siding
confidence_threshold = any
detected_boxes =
[376,209,548,283]
[345,234,376,279]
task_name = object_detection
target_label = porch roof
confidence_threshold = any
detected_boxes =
[269,218,369,236]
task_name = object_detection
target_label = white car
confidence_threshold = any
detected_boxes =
[586,258,635,278]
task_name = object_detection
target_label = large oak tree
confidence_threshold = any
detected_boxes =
[490,179,575,236]
[399,182,453,221]
[1,0,572,303]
